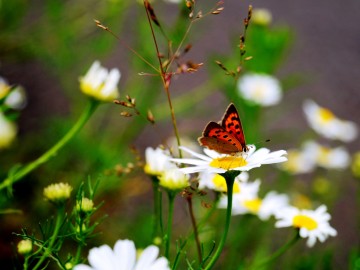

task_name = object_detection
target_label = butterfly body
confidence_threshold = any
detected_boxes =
[198,103,247,154]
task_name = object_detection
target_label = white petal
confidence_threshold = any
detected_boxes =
[134,246,159,270]
[114,240,136,270]
[88,245,116,270]
[73,265,94,270]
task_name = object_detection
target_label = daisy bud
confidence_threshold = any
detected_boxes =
[44,182,73,204]
[17,239,32,255]
[76,197,94,213]
[251,8,272,26]
[159,168,190,191]
[0,77,11,99]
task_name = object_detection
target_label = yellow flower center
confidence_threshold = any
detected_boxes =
[293,214,318,230]
[212,174,240,193]
[319,108,335,123]
[244,198,262,213]
[254,84,266,100]
[318,146,330,164]
[210,156,247,170]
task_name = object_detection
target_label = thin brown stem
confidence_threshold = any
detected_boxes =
[187,196,202,264]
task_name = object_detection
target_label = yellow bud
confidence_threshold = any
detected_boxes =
[44,182,72,204]
[17,239,32,255]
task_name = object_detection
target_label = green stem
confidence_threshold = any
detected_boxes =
[165,191,176,260]
[33,205,65,270]
[255,230,300,268]
[0,99,99,192]
[187,196,202,264]
[203,171,239,270]
[151,176,162,239]
[74,244,83,265]
[23,255,30,270]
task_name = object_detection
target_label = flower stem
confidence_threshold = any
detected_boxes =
[255,230,300,268]
[187,196,202,264]
[165,191,176,260]
[203,170,239,270]
[0,99,99,192]
[33,205,65,270]
[151,176,162,239]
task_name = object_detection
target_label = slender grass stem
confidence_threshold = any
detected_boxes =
[255,230,300,268]
[187,196,202,263]
[165,191,176,260]
[203,171,239,270]
[33,205,65,270]
[0,99,99,192]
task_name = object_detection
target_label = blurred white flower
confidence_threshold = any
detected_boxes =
[198,171,248,193]
[303,100,358,142]
[252,8,272,26]
[275,205,337,247]
[172,146,287,175]
[302,141,350,170]
[80,61,121,102]
[4,86,27,110]
[218,179,260,214]
[0,112,17,149]
[158,167,190,191]
[0,77,11,99]
[237,73,282,106]
[144,147,176,176]
[279,148,316,174]
[219,180,289,220]
[74,239,170,270]
[164,0,181,3]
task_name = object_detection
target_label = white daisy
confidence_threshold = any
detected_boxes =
[302,141,350,170]
[237,73,282,107]
[144,147,177,176]
[275,205,337,247]
[80,61,121,102]
[219,181,289,220]
[303,100,358,142]
[74,239,170,270]
[172,146,287,174]
[279,148,316,174]
[0,76,11,99]
[218,179,261,214]
[198,171,249,193]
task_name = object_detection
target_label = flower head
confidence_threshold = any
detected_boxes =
[80,61,121,102]
[76,197,94,213]
[4,86,27,110]
[279,148,316,174]
[198,171,248,193]
[44,182,73,204]
[218,179,289,220]
[237,73,282,107]
[74,239,170,270]
[0,112,17,149]
[17,239,32,255]
[303,100,358,142]
[252,8,272,26]
[158,168,190,191]
[302,141,350,170]
[275,205,337,247]
[172,146,287,175]
[144,147,176,176]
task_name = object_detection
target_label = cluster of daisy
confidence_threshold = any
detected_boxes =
[172,145,336,248]
[0,76,26,149]
[281,100,358,174]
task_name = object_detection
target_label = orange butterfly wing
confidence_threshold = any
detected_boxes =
[198,103,247,154]
[221,103,246,151]
[198,122,243,154]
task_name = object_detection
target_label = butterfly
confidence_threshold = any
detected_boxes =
[198,103,247,154]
